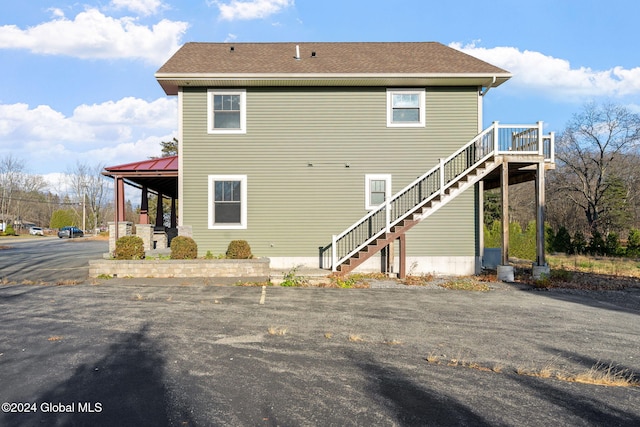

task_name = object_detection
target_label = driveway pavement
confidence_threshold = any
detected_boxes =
[1,280,638,426]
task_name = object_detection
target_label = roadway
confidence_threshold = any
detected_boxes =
[0,237,108,283]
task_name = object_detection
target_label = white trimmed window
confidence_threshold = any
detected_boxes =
[208,89,246,134]
[365,174,391,210]
[208,175,247,229]
[386,89,426,127]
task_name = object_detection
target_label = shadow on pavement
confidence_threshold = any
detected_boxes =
[1,324,193,427]
[526,286,640,316]
[508,372,640,426]
[350,352,491,426]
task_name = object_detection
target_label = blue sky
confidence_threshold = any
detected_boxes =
[1,0,639,185]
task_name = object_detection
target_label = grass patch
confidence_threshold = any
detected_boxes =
[425,353,638,388]
[438,279,490,292]
[55,279,80,286]
[268,326,287,336]
[47,336,64,341]
[547,254,640,278]
[348,334,365,343]
[280,267,309,287]
[326,273,382,288]
[403,274,435,286]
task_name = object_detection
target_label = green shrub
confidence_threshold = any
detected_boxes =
[605,232,622,256]
[114,236,145,260]
[170,236,198,259]
[226,240,252,259]
[552,226,573,253]
[626,229,640,257]
[572,231,587,255]
[588,231,606,256]
[4,224,16,236]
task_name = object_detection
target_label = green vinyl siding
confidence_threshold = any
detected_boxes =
[181,86,479,257]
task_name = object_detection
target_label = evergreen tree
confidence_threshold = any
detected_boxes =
[588,231,606,256]
[626,229,640,257]
[572,231,587,255]
[604,232,622,256]
[553,226,573,253]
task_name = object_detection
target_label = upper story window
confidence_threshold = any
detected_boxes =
[386,89,425,127]
[208,89,246,134]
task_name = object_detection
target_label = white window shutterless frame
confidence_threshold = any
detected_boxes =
[386,89,425,127]
[365,174,392,210]
[208,89,246,134]
[208,175,247,229]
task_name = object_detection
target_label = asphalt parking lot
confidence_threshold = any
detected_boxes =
[1,280,639,426]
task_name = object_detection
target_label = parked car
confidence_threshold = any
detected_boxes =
[58,226,84,238]
[29,227,44,236]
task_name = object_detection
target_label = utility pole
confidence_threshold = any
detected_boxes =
[82,190,86,233]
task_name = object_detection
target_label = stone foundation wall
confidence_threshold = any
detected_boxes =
[89,258,270,279]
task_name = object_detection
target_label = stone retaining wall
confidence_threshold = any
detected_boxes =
[89,258,270,279]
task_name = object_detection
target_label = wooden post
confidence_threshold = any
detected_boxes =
[139,185,149,224]
[155,193,164,228]
[116,177,126,223]
[535,161,546,266]
[398,234,406,279]
[170,197,177,228]
[501,161,509,266]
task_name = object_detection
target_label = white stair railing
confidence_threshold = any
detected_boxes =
[324,122,554,271]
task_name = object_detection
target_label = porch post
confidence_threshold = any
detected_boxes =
[116,176,125,222]
[497,161,514,281]
[170,197,177,228]
[533,161,550,279]
[155,193,164,228]
[139,185,149,225]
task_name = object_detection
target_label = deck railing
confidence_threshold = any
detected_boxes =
[321,122,554,271]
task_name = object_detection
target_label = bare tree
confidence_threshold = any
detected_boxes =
[554,102,640,234]
[65,162,109,232]
[0,155,26,223]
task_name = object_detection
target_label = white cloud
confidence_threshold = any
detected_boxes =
[111,0,165,16]
[450,42,640,100]
[0,98,177,174]
[0,8,187,65]
[216,0,294,21]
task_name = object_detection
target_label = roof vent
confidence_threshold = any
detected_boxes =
[294,44,300,60]
[230,46,235,52]
[311,51,316,58]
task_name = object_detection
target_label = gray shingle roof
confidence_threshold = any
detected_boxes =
[156,42,511,94]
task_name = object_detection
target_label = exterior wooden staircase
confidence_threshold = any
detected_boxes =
[323,122,554,275]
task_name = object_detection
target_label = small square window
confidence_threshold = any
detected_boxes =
[387,89,425,127]
[208,175,247,229]
[365,174,392,210]
[208,90,246,134]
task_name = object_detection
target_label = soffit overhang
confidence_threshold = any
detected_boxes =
[155,73,512,96]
